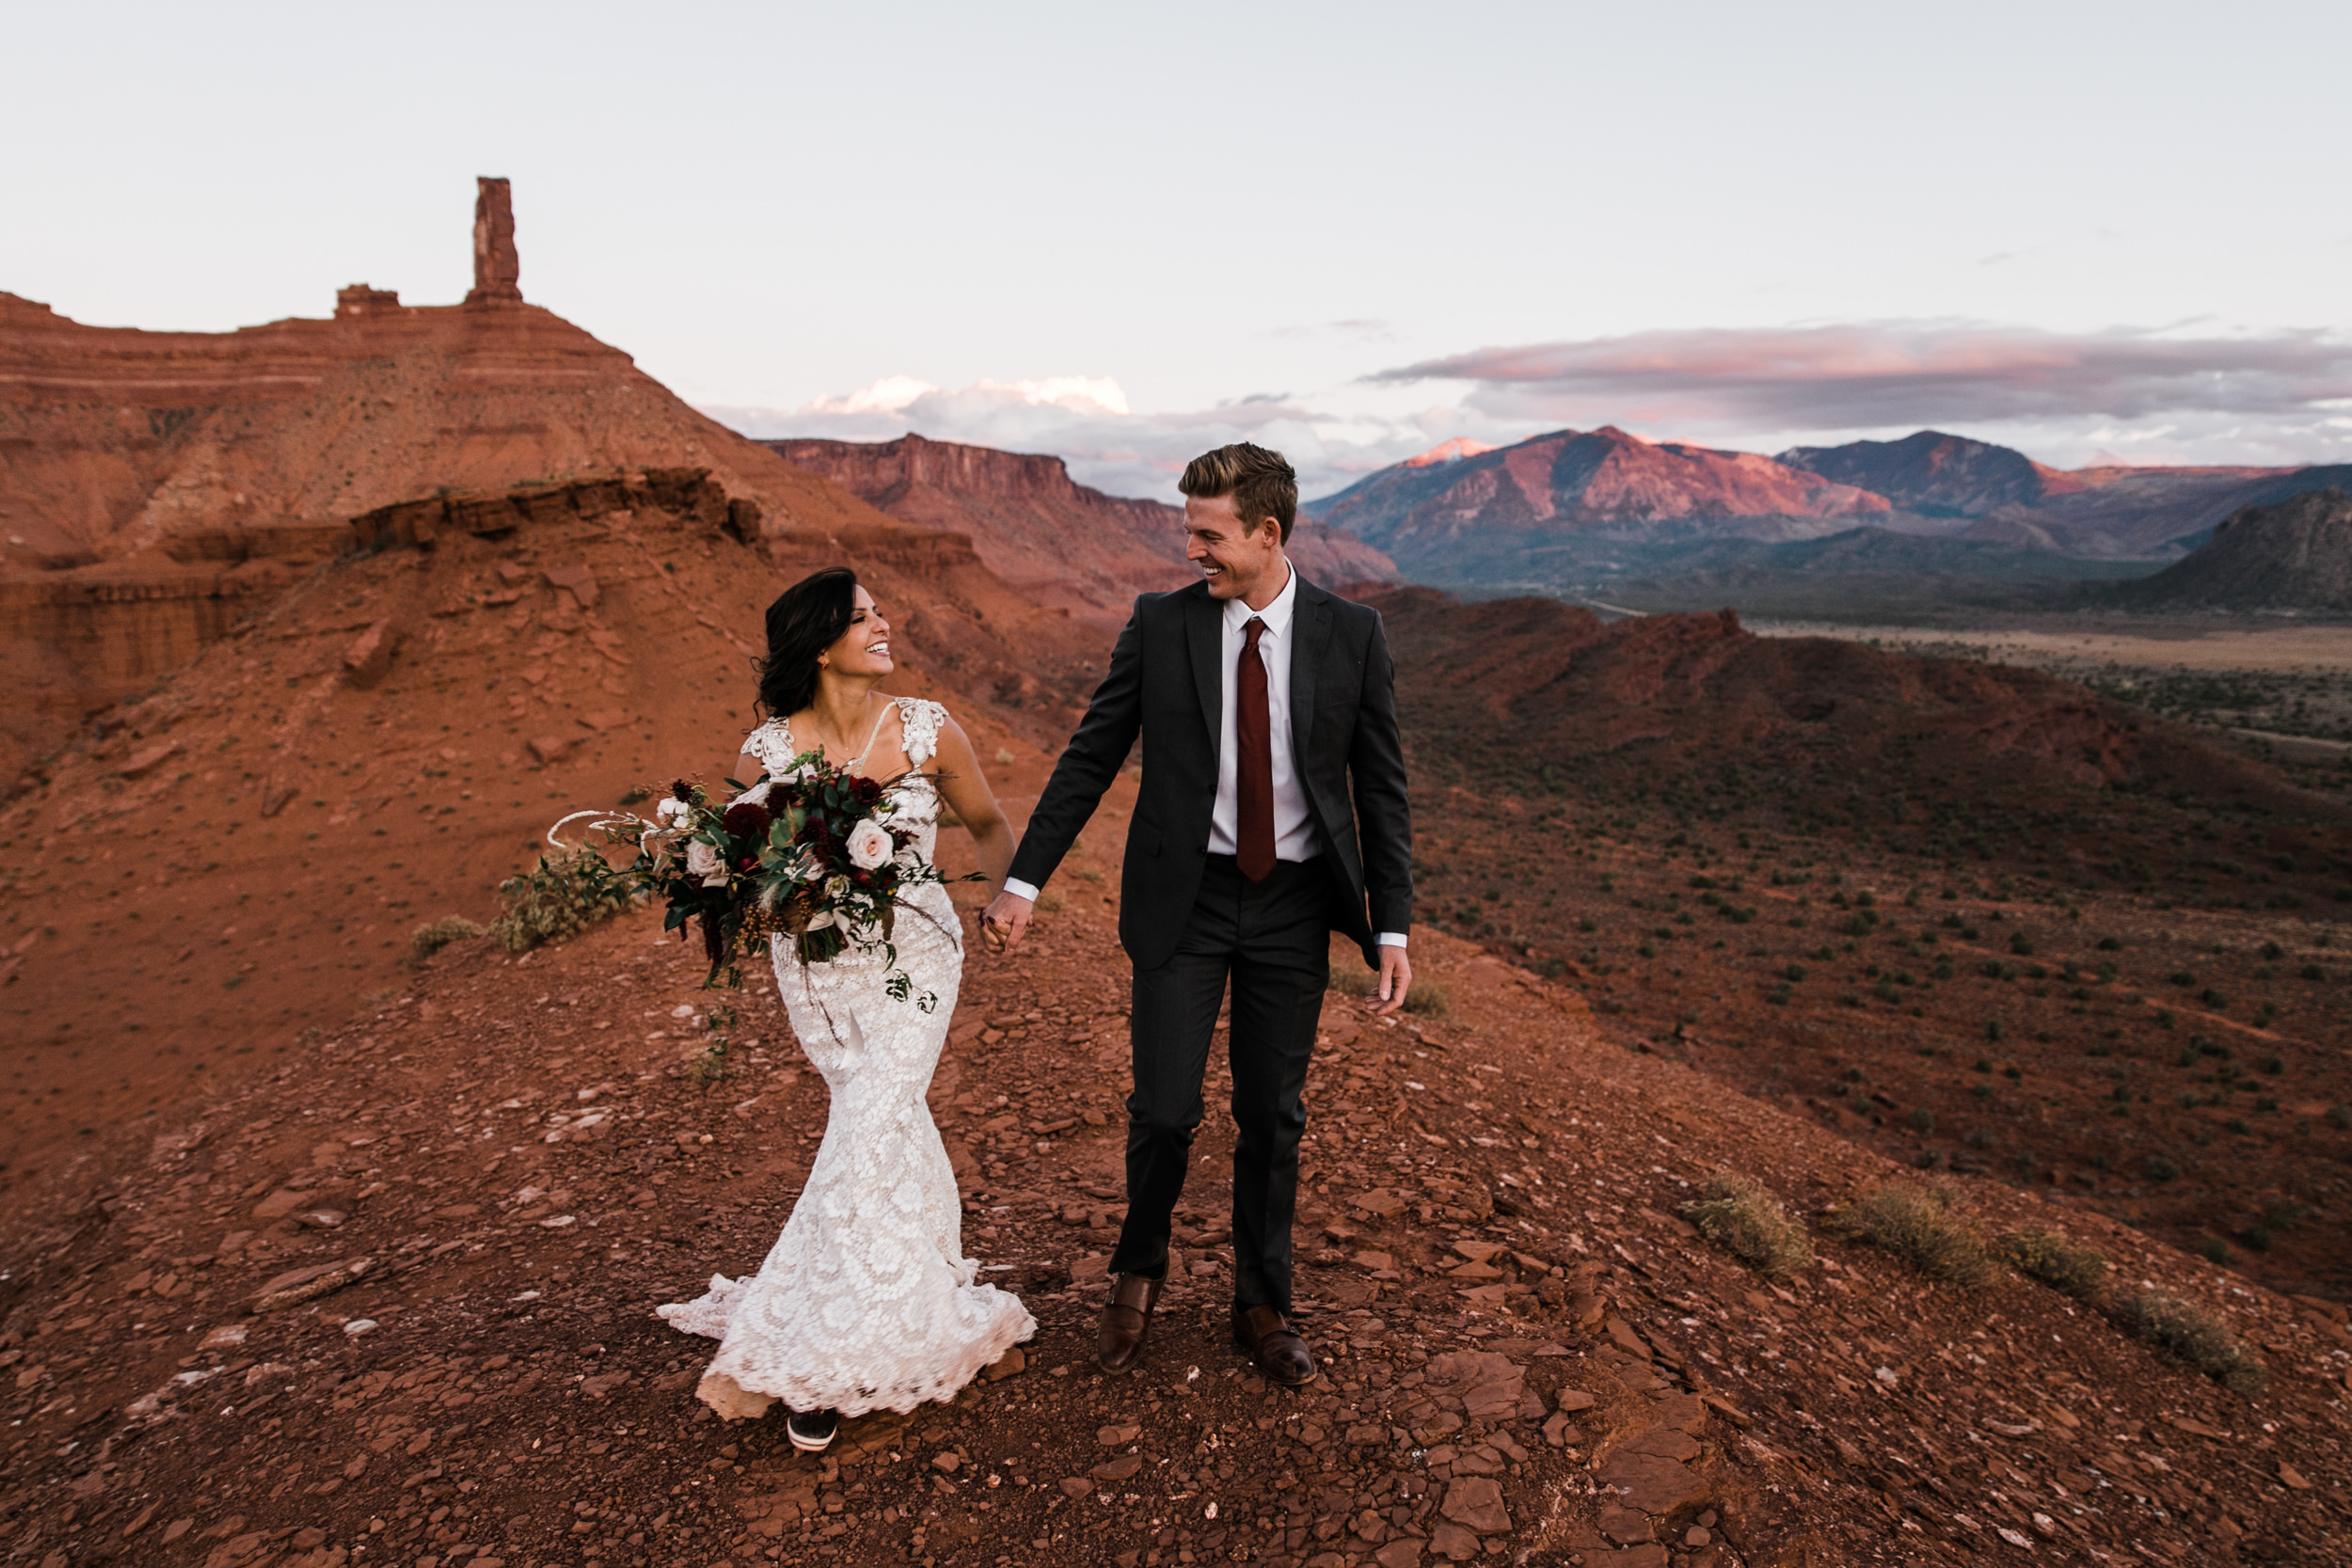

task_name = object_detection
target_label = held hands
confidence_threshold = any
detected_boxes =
[979,889,1035,954]
[1371,944,1412,1017]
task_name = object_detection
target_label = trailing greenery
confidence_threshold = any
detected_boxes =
[1679,1170,1814,1278]
[2111,1290,2266,1397]
[1998,1228,2108,1299]
[490,851,638,954]
[1828,1180,1995,1288]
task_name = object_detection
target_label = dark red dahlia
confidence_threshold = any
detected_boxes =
[855,776,883,804]
[670,779,694,802]
[721,800,772,843]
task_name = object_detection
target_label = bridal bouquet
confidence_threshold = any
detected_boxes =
[548,750,970,1006]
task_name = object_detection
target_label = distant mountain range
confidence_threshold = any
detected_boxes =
[1306,426,2352,610]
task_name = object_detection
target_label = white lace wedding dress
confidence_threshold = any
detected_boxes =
[656,697,1034,1419]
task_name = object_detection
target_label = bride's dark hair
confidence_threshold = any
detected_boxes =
[756,567,858,718]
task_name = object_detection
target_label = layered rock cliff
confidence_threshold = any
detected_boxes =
[771,433,1397,622]
[0,194,1010,783]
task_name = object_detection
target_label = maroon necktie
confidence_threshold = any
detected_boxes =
[1236,617,1276,882]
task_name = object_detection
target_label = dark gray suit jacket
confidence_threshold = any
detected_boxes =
[1008,573,1412,971]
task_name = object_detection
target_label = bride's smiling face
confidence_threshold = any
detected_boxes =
[821,586,894,678]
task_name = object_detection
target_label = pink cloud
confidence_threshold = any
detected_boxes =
[1371,323,2352,431]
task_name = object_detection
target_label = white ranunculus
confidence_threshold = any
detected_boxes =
[656,797,691,825]
[685,839,727,886]
[846,819,894,871]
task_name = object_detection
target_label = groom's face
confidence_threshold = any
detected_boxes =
[1184,493,1283,601]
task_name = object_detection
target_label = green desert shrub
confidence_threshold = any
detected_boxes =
[1999,1229,2108,1299]
[1828,1180,1995,1288]
[409,914,488,961]
[1329,966,1375,998]
[1403,980,1451,1018]
[1678,1171,1814,1279]
[490,850,636,953]
[2111,1290,2265,1396]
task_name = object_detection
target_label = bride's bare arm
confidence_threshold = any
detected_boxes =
[929,716,1015,893]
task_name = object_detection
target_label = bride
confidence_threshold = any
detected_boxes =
[657,566,1035,1449]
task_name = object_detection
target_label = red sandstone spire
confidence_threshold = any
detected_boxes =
[465,176,522,306]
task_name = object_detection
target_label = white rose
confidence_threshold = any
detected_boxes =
[846,819,894,871]
[656,797,691,826]
[685,839,727,886]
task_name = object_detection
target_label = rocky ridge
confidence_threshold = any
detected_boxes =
[768,435,1397,624]
[2112,489,2352,614]
[1775,432,2086,519]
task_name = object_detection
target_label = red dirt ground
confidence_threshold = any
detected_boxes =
[5,884,2349,1568]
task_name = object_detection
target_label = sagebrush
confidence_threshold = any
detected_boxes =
[1828,1180,1994,1288]
[409,914,487,961]
[2111,1290,2265,1397]
[1403,980,1450,1018]
[1999,1229,2108,1299]
[490,851,638,953]
[1679,1170,1814,1278]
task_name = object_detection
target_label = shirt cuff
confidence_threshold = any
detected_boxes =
[1376,931,1407,948]
[1001,877,1041,903]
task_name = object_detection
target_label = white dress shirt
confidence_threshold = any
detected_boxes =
[1207,562,1318,864]
[1006,560,1405,949]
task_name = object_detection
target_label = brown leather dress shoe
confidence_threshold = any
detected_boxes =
[1232,1304,1319,1388]
[1096,1273,1162,1374]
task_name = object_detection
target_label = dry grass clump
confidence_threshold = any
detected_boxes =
[2112,1290,2266,1397]
[490,851,636,953]
[1327,971,1444,1014]
[1999,1228,2108,1299]
[409,914,488,961]
[1828,1180,1995,1288]
[1679,1171,1814,1278]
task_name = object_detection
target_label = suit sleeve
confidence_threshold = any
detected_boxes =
[1006,599,1148,893]
[1347,610,1414,937]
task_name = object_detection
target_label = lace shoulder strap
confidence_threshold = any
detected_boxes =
[743,718,796,774]
[897,698,947,768]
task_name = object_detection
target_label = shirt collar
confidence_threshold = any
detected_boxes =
[1223,559,1299,638]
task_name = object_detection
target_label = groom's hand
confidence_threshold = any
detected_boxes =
[1371,946,1412,1016]
[980,890,1034,953]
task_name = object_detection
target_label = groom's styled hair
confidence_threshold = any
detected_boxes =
[1179,443,1297,543]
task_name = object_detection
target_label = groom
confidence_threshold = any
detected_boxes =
[981,442,1413,1387]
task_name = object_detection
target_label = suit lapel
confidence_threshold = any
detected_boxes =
[1184,585,1223,746]
[1290,574,1332,762]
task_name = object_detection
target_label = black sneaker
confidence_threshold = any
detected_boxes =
[786,1407,838,1452]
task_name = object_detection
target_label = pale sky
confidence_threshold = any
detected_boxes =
[7,0,2348,498]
